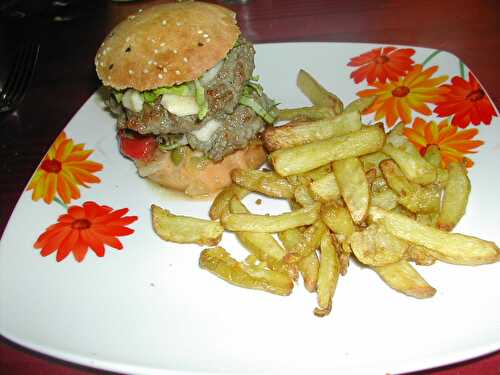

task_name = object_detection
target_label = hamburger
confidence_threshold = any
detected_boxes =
[94,1,277,196]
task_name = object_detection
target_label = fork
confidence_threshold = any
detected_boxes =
[0,43,40,113]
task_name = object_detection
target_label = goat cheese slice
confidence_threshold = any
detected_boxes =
[190,119,222,142]
[122,89,144,112]
[161,94,199,116]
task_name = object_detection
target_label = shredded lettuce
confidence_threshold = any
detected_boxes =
[194,79,208,120]
[239,95,275,124]
[112,90,124,103]
[141,83,193,104]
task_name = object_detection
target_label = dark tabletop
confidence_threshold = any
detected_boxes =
[0,0,499,374]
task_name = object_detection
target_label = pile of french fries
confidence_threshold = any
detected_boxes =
[151,69,500,317]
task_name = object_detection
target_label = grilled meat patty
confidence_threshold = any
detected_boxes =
[105,36,274,161]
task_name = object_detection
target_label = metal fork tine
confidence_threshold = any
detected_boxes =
[9,43,39,104]
[1,44,30,101]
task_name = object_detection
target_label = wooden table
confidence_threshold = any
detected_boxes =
[0,0,499,373]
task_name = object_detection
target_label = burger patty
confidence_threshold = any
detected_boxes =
[107,36,256,136]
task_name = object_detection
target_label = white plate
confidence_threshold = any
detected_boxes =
[1,43,499,375]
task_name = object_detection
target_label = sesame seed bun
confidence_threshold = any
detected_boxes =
[95,1,240,91]
[135,141,267,197]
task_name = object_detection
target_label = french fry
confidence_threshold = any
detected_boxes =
[382,143,436,185]
[333,157,370,224]
[437,162,471,231]
[310,172,341,202]
[231,169,295,199]
[373,260,436,299]
[423,145,442,168]
[380,159,441,214]
[271,126,386,177]
[314,233,340,317]
[294,184,316,207]
[199,247,293,296]
[349,224,408,266]
[152,204,223,246]
[297,69,343,113]
[343,96,376,113]
[360,151,390,175]
[277,106,337,121]
[221,203,321,233]
[263,110,361,152]
[285,219,328,262]
[299,251,320,292]
[229,197,287,265]
[209,185,249,220]
[370,207,500,265]
[406,244,436,266]
[321,204,355,238]
[370,189,399,211]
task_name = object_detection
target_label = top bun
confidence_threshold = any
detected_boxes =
[95,1,240,91]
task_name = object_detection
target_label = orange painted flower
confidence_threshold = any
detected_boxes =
[348,46,415,84]
[434,72,498,128]
[34,201,138,262]
[403,117,484,168]
[27,132,103,204]
[357,64,448,128]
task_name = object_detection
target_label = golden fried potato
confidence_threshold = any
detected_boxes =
[199,247,294,296]
[373,260,436,299]
[231,169,295,199]
[370,207,500,266]
[437,162,471,231]
[297,69,343,113]
[310,172,341,202]
[209,185,249,220]
[277,106,337,122]
[321,203,355,238]
[263,111,361,152]
[271,126,386,176]
[314,233,340,317]
[221,203,321,233]
[382,143,436,185]
[333,157,370,224]
[349,224,408,266]
[152,204,223,246]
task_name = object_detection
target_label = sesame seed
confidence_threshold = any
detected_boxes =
[206,38,211,43]
[143,68,149,73]
[158,74,163,79]
[102,50,107,55]
[153,61,158,66]
[148,60,153,65]
[160,42,166,47]
[176,21,183,26]
[162,67,167,72]
[100,62,105,67]
[173,49,178,54]
[128,15,135,20]
[175,70,180,75]
[138,8,143,12]
[161,20,167,26]
[107,76,111,80]
[183,57,188,63]
[197,30,203,34]
[154,49,159,54]
[126,37,131,42]
[203,33,209,38]
[129,69,134,75]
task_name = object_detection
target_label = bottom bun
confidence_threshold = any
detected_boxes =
[134,141,267,197]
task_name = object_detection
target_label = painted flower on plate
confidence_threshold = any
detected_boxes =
[348,46,415,84]
[434,72,497,128]
[357,64,448,128]
[27,132,103,204]
[34,201,138,262]
[403,117,484,168]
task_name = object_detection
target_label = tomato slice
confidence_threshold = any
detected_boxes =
[118,131,157,161]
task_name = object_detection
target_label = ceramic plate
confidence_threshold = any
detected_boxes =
[1,43,499,375]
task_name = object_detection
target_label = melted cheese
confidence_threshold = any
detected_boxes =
[190,119,222,142]
[161,94,199,116]
[122,89,144,112]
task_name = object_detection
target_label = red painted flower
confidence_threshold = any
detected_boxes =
[348,47,415,84]
[434,72,497,128]
[34,201,138,262]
